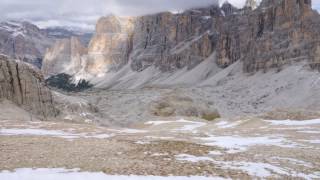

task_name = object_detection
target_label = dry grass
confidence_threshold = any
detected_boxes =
[201,111,221,121]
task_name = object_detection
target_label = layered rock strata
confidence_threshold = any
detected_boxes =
[42,37,87,76]
[43,0,320,83]
[0,55,58,119]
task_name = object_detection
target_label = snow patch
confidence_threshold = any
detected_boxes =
[199,135,297,153]
[0,128,114,139]
[298,130,320,134]
[118,129,148,134]
[208,151,223,156]
[175,154,320,179]
[0,168,224,180]
[145,119,207,133]
[303,140,320,144]
[173,120,207,132]
[214,121,242,129]
[135,141,151,145]
[271,157,314,168]
[175,154,213,163]
[265,119,320,126]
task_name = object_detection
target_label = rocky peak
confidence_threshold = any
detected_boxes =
[221,1,238,16]
[96,15,121,34]
[245,0,258,10]
[42,36,87,76]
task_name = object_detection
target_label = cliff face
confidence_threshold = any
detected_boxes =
[0,55,58,118]
[209,0,320,73]
[240,0,319,73]
[130,7,219,72]
[43,0,320,86]
[42,37,87,76]
[84,16,134,76]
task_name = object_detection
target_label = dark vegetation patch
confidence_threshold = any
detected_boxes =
[45,73,93,92]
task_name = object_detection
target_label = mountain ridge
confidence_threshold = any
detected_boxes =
[42,0,320,90]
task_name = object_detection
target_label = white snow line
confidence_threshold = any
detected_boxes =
[303,140,320,144]
[145,119,207,132]
[198,135,298,153]
[175,154,214,163]
[175,154,320,179]
[214,121,242,129]
[265,119,320,126]
[270,157,314,168]
[0,168,226,180]
[298,130,320,134]
[0,128,114,139]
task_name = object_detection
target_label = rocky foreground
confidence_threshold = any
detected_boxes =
[1,0,320,179]
[0,108,320,179]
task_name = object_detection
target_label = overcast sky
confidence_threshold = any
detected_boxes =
[0,0,319,31]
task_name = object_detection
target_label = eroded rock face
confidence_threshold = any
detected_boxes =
[245,0,258,10]
[84,16,134,76]
[43,0,320,85]
[0,55,58,119]
[130,7,220,72]
[42,37,87,76]
[242,0,317,73]
[215,0,320,73]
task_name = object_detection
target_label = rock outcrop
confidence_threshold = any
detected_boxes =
[84,16,134,76]
[0,55,58,119]
[245,0,258,10]
[42,37,87,76]
[215,0,320,73]
[129,7,219,72]
[150,92,220,121]
[241,0,318,73]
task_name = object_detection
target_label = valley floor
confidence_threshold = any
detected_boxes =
[1,116,320,179]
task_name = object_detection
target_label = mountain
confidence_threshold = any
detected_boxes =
[42,0,320,89]
[0,21,54,68]
[0,21,93,69]
[42,37,87,76]
[41,27,93,45]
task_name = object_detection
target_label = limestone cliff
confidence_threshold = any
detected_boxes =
[43,0,320,87]
[210,0,320,73]
[84,16,134,76]
[0,55,58,119]
[233,0,318,73]
[130,7,219,72]
[42,37,87,76]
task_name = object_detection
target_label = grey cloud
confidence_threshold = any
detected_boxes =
[0,0,319,31]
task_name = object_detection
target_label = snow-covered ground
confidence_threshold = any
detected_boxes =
[0,169,223,180]
[0,128,114,139]
[265,119,320,126]
[175,154,320,179]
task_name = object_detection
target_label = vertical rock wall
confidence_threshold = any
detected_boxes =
[0,55,58,119]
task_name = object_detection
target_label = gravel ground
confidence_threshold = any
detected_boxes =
[1,117,320,179]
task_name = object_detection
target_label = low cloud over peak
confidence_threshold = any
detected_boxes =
[0,0,319,31]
